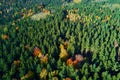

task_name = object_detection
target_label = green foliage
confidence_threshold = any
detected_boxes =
[0,0,120,79]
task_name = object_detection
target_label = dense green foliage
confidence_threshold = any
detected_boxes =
[0,0,120,80]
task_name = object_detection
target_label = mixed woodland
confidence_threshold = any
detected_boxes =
[0,0,120,80]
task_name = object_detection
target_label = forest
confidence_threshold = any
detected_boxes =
[0,0,120,80]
